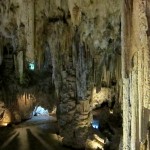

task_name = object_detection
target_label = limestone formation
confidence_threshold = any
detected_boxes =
[0,0,149,150]
[122,0,150,149]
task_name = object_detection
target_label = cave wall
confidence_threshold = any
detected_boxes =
[0,0,122,149]
[122,0,150,149]
[0,0,55,123]
[0,0,149,149]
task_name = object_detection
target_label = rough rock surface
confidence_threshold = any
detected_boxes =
[1,0,149,150]
[92,87,116,109]
[0,0,121,148]
[122,0,150,149]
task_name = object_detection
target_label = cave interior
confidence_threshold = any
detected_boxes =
[0,0,150,150]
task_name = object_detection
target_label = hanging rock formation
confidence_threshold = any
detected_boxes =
[0,0,149,150]
[0,0,121,148]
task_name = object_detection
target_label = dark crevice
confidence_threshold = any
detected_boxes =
[146,0,150,36]
[48,15,69,25]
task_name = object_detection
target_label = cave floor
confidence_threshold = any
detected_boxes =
[0,115,71,150]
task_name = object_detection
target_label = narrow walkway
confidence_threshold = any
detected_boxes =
[0,116,71,150]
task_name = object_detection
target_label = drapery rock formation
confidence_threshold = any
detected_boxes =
[0,0,149,149]
[122,0,150,149]
[0,0,121,148]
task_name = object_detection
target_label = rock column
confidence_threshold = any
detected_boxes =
[48,23,92,148]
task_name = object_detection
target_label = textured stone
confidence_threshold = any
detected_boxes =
[0,0,121,148]
[122,0,150,149]
[3,1,146,149]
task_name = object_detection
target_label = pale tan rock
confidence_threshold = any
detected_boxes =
[3,1,150,150]
[122,0,150,149]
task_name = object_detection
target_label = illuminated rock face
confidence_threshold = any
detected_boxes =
[0,0,149,149]
[0,0,121,148]
[0,101,11,126]
[122,0,150,149]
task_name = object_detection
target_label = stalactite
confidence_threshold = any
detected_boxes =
[68,1,81,26]
[24,0,35,63]
[0,0,122,148]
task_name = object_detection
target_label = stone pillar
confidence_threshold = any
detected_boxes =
[48,24,92,148]
[17,24,26,84]
[57,71,92,148]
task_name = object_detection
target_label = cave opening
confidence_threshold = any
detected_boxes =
[33,106,49,116]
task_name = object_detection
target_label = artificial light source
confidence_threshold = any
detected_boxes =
[0,123,8,126]
[29,62,35,70]
[92,120,99,129]
[0,109,11,126]
[33,106,49,116]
